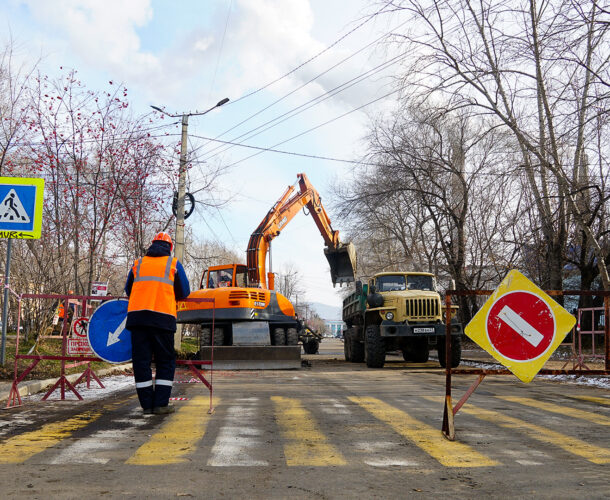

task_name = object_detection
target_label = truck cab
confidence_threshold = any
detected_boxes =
[343,271,462,368]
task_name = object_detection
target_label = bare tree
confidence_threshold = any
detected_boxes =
[384,0,610,289]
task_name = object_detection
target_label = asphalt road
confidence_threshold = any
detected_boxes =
[0,339,608,499]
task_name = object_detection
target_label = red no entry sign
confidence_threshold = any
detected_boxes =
[486,291,555,361]
[465,270,576,383]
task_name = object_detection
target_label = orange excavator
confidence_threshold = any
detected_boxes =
[177,173,356,351]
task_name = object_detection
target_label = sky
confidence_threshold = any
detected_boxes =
[2,0,405,311]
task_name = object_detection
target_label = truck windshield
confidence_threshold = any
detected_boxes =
[376,275,406,291]
[407,275,434,291]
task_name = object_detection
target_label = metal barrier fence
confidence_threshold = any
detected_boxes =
[6,293,215,412]
[442,290,609,441]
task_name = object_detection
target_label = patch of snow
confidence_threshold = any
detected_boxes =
[459,360,610,389]
[26,374,134,401]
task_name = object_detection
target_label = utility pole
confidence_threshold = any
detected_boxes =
[151,97,229,349]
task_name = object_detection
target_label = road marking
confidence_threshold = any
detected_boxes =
[569,395,610,406]
[349,397,498,468]
[208,404,268,466]
[0,409,103,464]
[435,398,610,464]
[126,396,216,465]
[497,305,544,347]
[498,396,610,426]
[271,396,346,466]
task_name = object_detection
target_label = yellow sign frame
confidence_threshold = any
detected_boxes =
[464,269,576,383]
[0,176,45,239]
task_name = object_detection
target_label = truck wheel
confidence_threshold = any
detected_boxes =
[213,327,224,346]
[273,327,286,345]
[350,329,365,363]
[303,340,319,354]
[344,330,352,361]
[365,324,385,368]
[438,335,462,368]
[286,327,298,346]
[200,327,212,346]
[402,337,429,363]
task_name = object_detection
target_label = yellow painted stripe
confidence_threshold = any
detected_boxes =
[271,396,346,466]
[126,396,216,465]
[498,396,610,426]
[426,397,610,464]
[570,395,610,406]
[349,396,498,468]
[0,400,122,464]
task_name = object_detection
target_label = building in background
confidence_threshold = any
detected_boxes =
[324,319,345,337]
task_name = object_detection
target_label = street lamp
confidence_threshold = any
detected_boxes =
[151,97,229,348]
[150,98,230,264]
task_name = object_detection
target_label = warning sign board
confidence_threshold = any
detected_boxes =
[67,338,93,355]
[72,317,89,338]
[465,269,576,383]
[0,177,44,239]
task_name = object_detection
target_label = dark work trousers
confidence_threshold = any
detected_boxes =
[131,327,176,409]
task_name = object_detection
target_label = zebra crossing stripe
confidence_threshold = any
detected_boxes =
[425,396,610,465]
[350,396,498,468]
[570,395,610,406]
[126,396,217,465]
[271,396,346,466]
[498,396,610,426]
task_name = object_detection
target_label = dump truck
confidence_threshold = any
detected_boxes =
[342,271,462,368]
[177,173,356,357]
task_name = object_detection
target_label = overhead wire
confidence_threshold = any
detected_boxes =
[224,1,394,107]
[207,0,234,105]
[198,49,409,163]
[202,15,410,158]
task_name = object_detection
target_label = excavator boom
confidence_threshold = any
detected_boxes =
[247,173,356,288]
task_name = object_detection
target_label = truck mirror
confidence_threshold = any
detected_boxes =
[355,280,362,295]
[369,284,376,294]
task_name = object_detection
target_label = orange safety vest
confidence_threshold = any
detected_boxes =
[127,256,178,317]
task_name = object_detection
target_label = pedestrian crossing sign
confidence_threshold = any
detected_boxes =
[0,177,45,239]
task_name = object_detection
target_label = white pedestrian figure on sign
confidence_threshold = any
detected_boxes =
[4,192,26,221]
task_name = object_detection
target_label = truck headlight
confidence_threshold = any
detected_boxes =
[385,312,394,321]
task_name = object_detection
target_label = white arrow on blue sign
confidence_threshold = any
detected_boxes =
[87,299,132,363]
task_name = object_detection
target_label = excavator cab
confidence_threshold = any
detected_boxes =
[201,264,249,289]
[324,241,357,286]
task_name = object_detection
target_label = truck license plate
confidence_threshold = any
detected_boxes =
[413,327,435,333]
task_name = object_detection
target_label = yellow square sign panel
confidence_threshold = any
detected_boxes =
[0,177,45,239]
[464,269,576,383]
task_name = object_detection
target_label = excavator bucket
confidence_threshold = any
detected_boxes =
[325,242,357,286]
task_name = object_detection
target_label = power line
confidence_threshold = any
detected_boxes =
[225,2,394,107]
[199,50,408,163]
[204,16,411,157]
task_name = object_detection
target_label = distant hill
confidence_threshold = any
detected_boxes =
[310,302,342,321]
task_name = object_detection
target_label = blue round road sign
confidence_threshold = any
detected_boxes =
[87,299,132,363]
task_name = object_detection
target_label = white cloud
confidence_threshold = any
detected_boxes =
[21,0,157,72]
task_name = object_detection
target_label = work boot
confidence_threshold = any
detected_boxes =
[153,404,175,415]
[142,408,153,416]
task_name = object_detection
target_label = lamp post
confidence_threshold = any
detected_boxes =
[151,97,229,348]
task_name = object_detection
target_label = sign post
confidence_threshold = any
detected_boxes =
[0,177,45,364]
[465,269,576,382]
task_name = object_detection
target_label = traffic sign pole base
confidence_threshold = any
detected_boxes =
[442,395,455,441]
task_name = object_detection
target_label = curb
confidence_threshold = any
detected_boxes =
[0,363,133,402]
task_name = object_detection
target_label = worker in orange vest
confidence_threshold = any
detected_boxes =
[125,232,191,415]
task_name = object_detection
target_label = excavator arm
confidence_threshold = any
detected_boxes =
[247,173,356,288]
